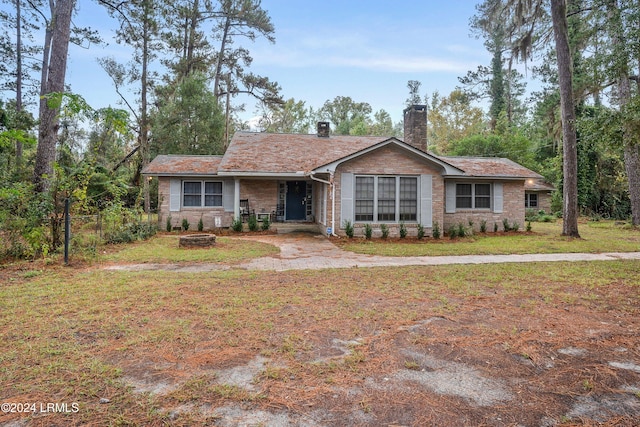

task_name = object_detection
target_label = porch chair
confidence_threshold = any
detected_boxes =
[239,199,255,222]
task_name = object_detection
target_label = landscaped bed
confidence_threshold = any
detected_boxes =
[1,221,639,426]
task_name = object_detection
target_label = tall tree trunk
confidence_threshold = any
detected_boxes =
[15,0,23,171]
[141,0,151,214]
[607,0,640,226]
[33,0,75,193]
[550,0,580,237]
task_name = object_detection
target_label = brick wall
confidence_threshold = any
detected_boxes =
[157,177,233,231]
[443,181,525,232]
[239,180,279,216]
[333,144,445,237]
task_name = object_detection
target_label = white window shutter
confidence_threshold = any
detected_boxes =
[222,179,235,212]
[169,179,181,212]
[445,181,456,213]
[493,182,503,213]
[420,174,432,227]
[341,173,354,226]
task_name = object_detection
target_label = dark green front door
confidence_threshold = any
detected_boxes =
[286,181,306,220]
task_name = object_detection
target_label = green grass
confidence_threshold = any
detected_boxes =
[100,234,279,264]
[339,221,640,256]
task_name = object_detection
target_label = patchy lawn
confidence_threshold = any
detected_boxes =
[337,220,640,257]
[1,254,639,425]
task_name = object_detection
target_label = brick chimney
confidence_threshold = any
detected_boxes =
[403,105,427,151]
[317,121,330,137]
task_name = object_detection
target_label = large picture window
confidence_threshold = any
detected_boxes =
[354,176,418,222]
[183,181,223,207]
[456,183,491,209]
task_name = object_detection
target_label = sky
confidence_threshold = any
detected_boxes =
[9,1,493,127]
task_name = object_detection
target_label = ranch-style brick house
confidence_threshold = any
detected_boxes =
[142,105,553,237]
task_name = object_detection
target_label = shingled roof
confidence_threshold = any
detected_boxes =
[218,131,389,174]
[143,132,547,182]
[142,155,222,176]
[438,156,543,179]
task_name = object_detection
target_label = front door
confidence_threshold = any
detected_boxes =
[286,181,307,220]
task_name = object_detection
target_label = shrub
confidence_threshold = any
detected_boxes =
[380,223,389,239]
[197,216,204,232]
[105,222,157,244]
[494,222,498,232]
[512,222,520,232]
[480,219,487,233]
[526,221,532,232]
[231,217,243,232]
[182,218,190,231]
[248,215,259,232]
[457,222,467,237]
[166,216,172,232]
[432,221,440,239]
[343,220,354,238]
[364,223,372,239]
[399,221,407,238]
[448,225,457,239]
[417,223,425,240]
[502,218,511,232]
[261,216,271,231]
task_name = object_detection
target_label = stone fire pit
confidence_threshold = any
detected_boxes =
[179,234,216,248]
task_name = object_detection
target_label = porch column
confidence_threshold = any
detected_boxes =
[234,178,240,220]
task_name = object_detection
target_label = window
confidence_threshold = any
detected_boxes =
[525,193,538,208]
[354,176,418,222]
[377,177,396,221]
[399,177,417,221]
[355,177,374,221]
[183,181,223,207]
[456,183,491,209]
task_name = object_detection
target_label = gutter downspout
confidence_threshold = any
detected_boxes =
[308,172,337,237]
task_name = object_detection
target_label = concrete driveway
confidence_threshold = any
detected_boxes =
[105,232,640,272]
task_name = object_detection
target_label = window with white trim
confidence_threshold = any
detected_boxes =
[183,181,223,207]
[354,176,418,222]
[525,193,538,208]
[456,183,491,209]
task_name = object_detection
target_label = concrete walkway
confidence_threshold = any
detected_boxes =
[104,233,640,273]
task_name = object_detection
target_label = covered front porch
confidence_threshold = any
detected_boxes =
[230,176,329,228]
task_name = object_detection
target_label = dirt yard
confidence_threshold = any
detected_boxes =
[1,234,639,426]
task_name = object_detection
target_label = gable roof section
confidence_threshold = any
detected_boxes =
[438,156,543,180]
[218,131,388,175]
[313,138,464,175]
[142,155,222,176]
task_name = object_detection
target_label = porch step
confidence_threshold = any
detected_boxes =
[272,222,321,234]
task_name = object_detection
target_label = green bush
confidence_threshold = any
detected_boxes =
[231,217,243,232]
[343,220,354,238]
[480,219,487,233]
[248,215,259,232]
[182,218,190,231]
[364,223,372,239]
[526,221,532,232]
[166,216,173,232]
[261,216,271,231]
[512,222,520,232]
[457,222,467,237]
[399,221,408,238]
[432,222,440,239]
[105,222,157,244]
[198,217,204,232]
[417,223,425,240]
[502,218,511,232]
[380,223,389,239]
[494,222,498,232]
[448,225,457,239]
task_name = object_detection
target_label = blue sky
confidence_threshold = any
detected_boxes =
[24,1,491,126]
